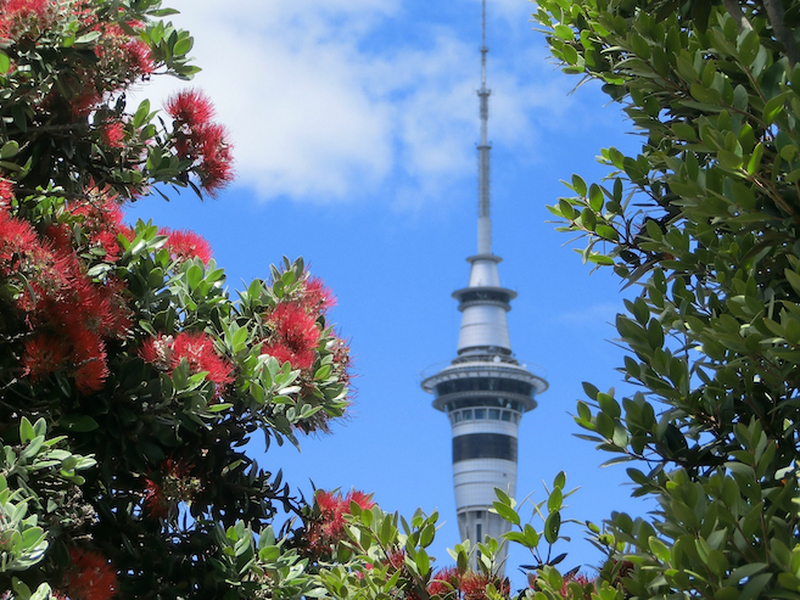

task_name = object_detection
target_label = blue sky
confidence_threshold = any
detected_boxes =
[126,0,654,587]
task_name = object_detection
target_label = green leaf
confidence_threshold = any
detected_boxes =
[547,487,563,512]
[554,24,573,40]
[0,50,10,75]
[588,183,603,211]
[58,415,99,433]
[415,548,430,576]
[648,537,671,563]
[19,418,35,444]
[544,511,561,544]
[172,35,194,57]
[763,93,786,125]
[786,269,800,296]
[0,140,19,160]
[493,501,520,526]
[571,174,587,197]
[740,573,771,600]
[523,523,540,548]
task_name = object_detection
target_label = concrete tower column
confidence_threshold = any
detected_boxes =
[421,0,548,575]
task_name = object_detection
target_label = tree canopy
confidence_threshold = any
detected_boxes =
[530,0,800,598]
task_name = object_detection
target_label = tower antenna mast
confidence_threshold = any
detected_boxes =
[477,0,492,255]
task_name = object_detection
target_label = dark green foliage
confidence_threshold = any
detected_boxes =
[532,0,800,598]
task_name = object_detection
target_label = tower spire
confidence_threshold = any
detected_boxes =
[477,0,492,255]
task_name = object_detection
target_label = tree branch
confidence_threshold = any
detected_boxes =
[721,0,753,32]
[763,0,800,67]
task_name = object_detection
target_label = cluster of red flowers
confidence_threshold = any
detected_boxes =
[142,457,199,519]
[91,18,154,82]
[166,89,234,196]
[140,331,233,392]
[0,0,52,42]
[59,547,118,600]
[261,302,321,370]
[306,489,374,557]
[158,227,213,265]
[0,186,131,393]
[427,567,510,600]
[101,120,125,149]
[260,275,337,371]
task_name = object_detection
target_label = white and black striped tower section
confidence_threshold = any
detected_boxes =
[421,0,547,574]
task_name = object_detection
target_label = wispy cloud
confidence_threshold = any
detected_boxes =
[141,0,578,205]
[556,302,624,328]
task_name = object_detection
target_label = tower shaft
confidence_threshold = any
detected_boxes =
[422,0,547,575]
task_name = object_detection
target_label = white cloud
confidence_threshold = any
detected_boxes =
[140,0,576,205]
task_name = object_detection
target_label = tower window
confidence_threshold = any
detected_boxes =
[501,411,511,422]
[474,408,486,419]
[452,433,517,462]
[488,409,500,420]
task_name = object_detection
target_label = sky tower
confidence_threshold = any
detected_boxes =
[421,1,548,572]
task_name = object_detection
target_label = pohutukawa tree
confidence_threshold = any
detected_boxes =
[0,0,357,597]
[0,1,552,599]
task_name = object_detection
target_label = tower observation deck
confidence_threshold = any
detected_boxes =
[421,1,548,573]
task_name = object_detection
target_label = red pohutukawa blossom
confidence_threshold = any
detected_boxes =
[0,0,52,40]
[101,120,125,148]
[158,227,213,265]
[61,547,118,600]
[428,567,463,597]
[142,457,199,519]
[261,302,321,370]
[166,89,215,127]
[0,195,132,392]
[459,573,510,600]
[166,89,234,195]
[69,185,127,261]
[300,275,336,313]
[140,331,233,391]
[21,335,68,381]
[307,490,375,556]
[0,179,13,206]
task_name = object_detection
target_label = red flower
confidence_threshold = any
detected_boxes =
[62,548,118,600]
[195,123,234,195]
[0,210,38,264]
[159,228,212,265]
[68,184,126,261]
[261,303,321,370]
[21,335,68,380]
[166,89,215,128]
[3,0,48,17]
[0,179,13,206]
[171,331,232,387]
[560,572,594,599]
[142,457,198,519]
[124,38,154,76]
[302,276,336,313]
[70,90,102,117]
[141,331,232,392]
[166,91,234,196]
[139,334,173,370]
[101,121,125,148]
[307,490,375,557]
[428,567,462,597]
